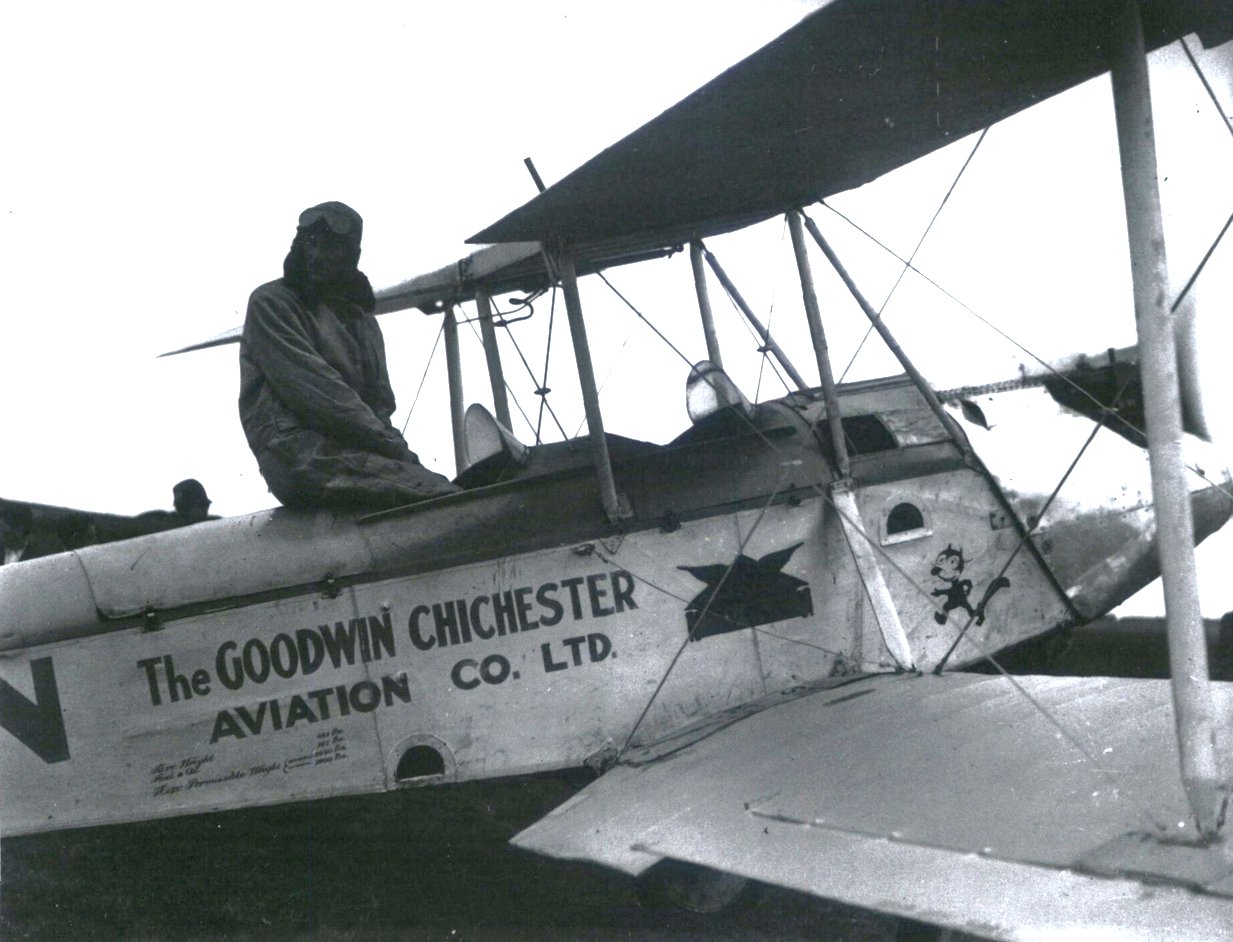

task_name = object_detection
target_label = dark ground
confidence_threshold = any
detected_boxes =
[2,615,1224,941]
[0,775,894,942]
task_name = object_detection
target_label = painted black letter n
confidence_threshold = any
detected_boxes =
[0,657,70,763]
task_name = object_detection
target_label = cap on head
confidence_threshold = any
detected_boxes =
[173,479,211,517]
[297,201,363,242]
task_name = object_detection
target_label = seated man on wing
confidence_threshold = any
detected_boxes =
[239,202,459,511]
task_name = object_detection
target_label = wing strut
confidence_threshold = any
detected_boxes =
[475,289,514,431]
[442,307,467,474]
[702,247,809,391]
[788,210,849,478]
[800,213,973,465]
[558,251,628,522]
[1111,0,1226,838]
[788,209,913,670]
[689,242,724,369]
[831,482,916,671]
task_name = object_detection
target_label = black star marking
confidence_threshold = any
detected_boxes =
[679,543,813,641]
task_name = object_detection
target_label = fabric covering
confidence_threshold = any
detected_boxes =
[471,0,1233,250]
[239,278,458,510]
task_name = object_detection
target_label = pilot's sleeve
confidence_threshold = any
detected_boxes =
[243,288,392,451]
[363,316,399,426]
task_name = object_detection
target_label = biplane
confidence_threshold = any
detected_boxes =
[4,1,1233,938]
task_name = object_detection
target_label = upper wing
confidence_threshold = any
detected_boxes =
[159,242,677,356]
[370,241,675,314]
[514,672,1233,941]
[163,0,1233,353]
[471,0,1233,252]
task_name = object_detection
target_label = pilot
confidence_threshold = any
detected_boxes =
[239,201,459,511]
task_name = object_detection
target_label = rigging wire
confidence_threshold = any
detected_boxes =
[836,127,989,384]
[586,216,1161,800]
[817,54,1230,446]
[461,314,538,435]
[571,321,638,439]
[822,199,1233,503]
[1180,36,1233,142]
[454,287,596,450]
[596,270,690,362]
[1172,37,1233,314]
[590,544,896,673]
[1170,208,1233,317]
[752,626,896,670]
[753,216,790,402]
[400,317,446,437]
[535,286,560,444]
[596,242,1065,624]
[594,268,800,456]
[935,404,1112,672]
[498,310,571,443]
[710,258,793,397]
[615,462,798,758]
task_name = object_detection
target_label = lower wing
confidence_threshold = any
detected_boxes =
[515,672,1233,941]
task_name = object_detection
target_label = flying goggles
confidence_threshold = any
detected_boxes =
[297,202,362,239]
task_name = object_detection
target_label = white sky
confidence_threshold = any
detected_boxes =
[3,1,1233,617]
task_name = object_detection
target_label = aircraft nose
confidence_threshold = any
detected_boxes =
[1032,432,1233,622]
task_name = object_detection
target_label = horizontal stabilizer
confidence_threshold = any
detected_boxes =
[515,673,1233,940]
[158,326,242,357]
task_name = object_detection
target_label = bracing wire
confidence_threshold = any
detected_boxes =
[836,127,989,383]
[1180,36,1233,142]
[400,317,446,437]
[753,216,790,403]
[570,321,638,439]
[595,268,795,456]
[591,543,897,672]
[535,286,559,444]
[616,461,799,757]
[499,316,571,443]
[597,270,693,366]
[587,217,1162,802]
[821,200,1233,503]
[460,314,537,435]
[713,269,793,399]
[935,404,1113,672]
[452,288,584,449]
